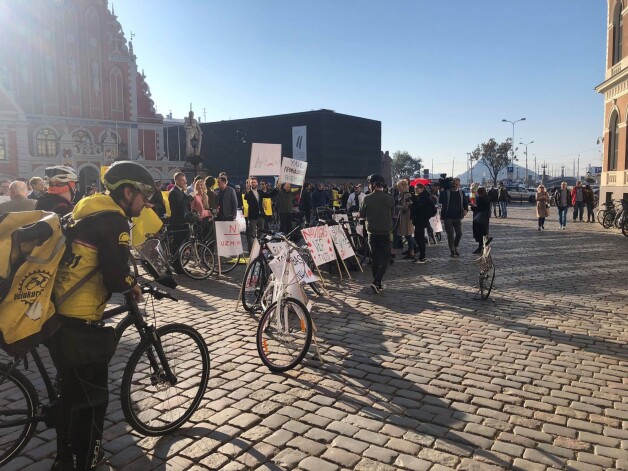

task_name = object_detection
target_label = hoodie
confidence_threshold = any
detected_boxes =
[53,194,136,320]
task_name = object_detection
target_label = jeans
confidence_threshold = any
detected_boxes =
[586,203,594,222]
[413,221,429,259]
[443,218,463,252]
[558,207,568,227]
[246,217,265,252]
[368,234,391,284]
[498,201,508,217]
[573,201,584,221]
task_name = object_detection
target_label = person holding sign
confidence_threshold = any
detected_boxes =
[360,174,394,294]
[243,176,278,251]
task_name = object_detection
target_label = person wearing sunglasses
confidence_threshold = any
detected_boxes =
[48,161,150,470]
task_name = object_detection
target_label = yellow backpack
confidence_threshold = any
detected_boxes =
[0,211,66,356]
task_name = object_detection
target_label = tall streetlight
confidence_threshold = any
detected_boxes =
[519,140,534,186]
[502,117,526,180]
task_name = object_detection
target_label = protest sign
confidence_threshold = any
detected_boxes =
[301,225,336,266]
[278,157,308,186]
[328,225,355,260]
[267,242,318,284]
[215,221,244,257]
[249,143,282,176]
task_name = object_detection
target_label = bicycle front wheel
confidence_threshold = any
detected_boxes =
[257,297,313,372]
[0,364,38,467]
[602,212,615,229]
[597,209,606,225]
[178,241,214,279]
[242,257,266,312]
[121,324,210,436]
[479,257,495,300]
[207,238,243,274]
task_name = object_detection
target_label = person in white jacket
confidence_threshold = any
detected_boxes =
[346,184,365,212]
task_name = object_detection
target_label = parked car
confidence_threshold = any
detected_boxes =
[505,185,536,203]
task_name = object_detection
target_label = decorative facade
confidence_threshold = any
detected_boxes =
[0,0,181,188]
[596,0,628,202]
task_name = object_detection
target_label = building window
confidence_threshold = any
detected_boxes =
[36,128,58,157]
[613,1,623,65]
[0,138,6,161]
[110,68,124,113]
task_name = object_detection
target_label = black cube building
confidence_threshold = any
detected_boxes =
[165,109,381,184]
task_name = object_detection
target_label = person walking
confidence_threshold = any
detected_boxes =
[360,174,394,294]
[497,182,509,218]
[583,184,595,222]
[553,181,571,230]
[439,178,468,257]
[535,184,550,230]
[410,183,433,263]
[471,186,492,254]
[571,181,585,222]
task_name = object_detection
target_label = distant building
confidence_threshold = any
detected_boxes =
[0,0,181,187]
[595,1,628,203]
[165,109,382,184]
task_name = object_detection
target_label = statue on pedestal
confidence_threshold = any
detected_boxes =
[184,110,202,156]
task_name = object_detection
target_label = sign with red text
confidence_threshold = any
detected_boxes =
[301,225,336,266]
[215,221,244,257]
[328,225,355,260]
[278,157,308,186]
[249,143,282,176]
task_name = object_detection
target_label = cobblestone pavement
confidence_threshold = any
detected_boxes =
[4,205,628,471]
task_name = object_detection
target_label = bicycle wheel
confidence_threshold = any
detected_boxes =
[121,324,210,436]
[178,241,214,279]
[479,257,495,300]
[206,238,243,274]
[242,257,266,312]
[257,297,313,372]
[0,364,38,466]
[622,218,628,237]
[597,209,606,225]
[602,212,615,229]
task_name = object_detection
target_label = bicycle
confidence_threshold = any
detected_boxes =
[477,236,495,300]
[255,232,314,372]
[0,283,210,466]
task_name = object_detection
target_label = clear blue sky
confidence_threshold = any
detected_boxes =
[115,0,607,178]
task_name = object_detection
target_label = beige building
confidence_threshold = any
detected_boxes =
[596,0,628,202]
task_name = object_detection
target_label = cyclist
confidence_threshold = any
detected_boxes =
[360,174,394,294]
[35,165,79,216]
[47,161,151,470]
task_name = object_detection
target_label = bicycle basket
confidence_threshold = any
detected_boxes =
[135,239,177,289]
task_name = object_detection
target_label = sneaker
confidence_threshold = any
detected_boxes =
[370,282,380,294]
[414,258,427,264]
[562,226,566,230]
[377,283,384,292]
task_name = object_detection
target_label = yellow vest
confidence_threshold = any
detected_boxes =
[262,198,273,216]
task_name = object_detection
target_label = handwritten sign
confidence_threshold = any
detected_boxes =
[249,143,282,176]
[267,242,318,284]
[301,225,336,266]
[215,221,244,257]
[278,157,308,186]
[329,225,355,260]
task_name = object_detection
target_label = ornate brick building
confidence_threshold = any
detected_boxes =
[0,0,180,187]
[596,0,628,202]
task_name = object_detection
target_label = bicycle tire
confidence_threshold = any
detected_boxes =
[256,297,313,372]
[623,218,628,237]
[178,241,214,279]
[597,209,606,225]
[242,257,266,312]
[602,212,615,229]
[206,238,243,274]
[121,323,210,436]
[479,257,495,300]
[0,364,38,466]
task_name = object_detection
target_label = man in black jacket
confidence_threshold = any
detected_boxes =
[243,176,277,250]
[411,183,433,263]
[488,185,500,217]
[439,178,468,257]
[168,172,192,255]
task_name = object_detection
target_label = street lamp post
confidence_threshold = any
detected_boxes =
[519,140,534,187]
[502,117,526,180]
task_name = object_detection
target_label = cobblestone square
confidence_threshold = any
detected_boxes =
[5,206,628,471]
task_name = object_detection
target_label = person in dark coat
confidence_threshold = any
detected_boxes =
[298,183,313,226]
[410,183,433,263]
[471,186,492,254]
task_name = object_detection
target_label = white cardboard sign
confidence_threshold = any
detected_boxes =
[215,221,244,257]
[267,242,318,284]
[278,157,308,186]
[249,143,282,176]
[329,225,355,260]
[301,225,336,266]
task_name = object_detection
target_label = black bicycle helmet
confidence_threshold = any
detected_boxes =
[103,161,155,200]
[367,174,386,187]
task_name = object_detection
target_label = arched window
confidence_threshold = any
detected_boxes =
[608,111,619,171]
[36,128,58,157]
[110,68,124,113]
[613,1,623,65]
